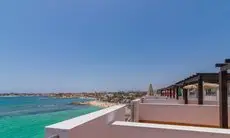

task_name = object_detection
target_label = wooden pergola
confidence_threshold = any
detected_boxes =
[158,73,221,104]
[157,58,230,129]
[176,73,220,105]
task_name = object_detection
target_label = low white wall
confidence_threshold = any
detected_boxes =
[178,99,224,105]
[143,96,181,104]
[144,96,167,100]
[204,96,218,101]
[45,105,126,138]
[143,99,179,104]
[139,103,230,127]
[188,99,198,104]
[204,100,218,105]
[111,121,230,138]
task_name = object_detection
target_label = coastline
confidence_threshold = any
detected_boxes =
[71,100,117,108]
[87,100,117,108]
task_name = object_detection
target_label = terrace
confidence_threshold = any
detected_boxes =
[45,101,230,138]
[45,59,230,138]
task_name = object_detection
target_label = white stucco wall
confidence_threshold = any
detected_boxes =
[111,121,230,138]
[45,105,126,138]
[139,103,230,127]
[143,98,180,104]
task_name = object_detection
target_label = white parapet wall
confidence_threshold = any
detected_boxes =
[131,99,141,122]
[111,121,230,138]
[45,102,230,138]
[144,98,180,104]
[45,105,126,138]
[143,96,183,104]
[139,103,230,127]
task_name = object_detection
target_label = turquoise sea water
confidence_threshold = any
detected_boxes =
[0,96,101,138]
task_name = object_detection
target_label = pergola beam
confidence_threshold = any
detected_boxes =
[225,59,230,63]
[183,74,199,85]
[221,64,230,71]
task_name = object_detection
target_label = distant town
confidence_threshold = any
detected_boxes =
[0,91,147,104]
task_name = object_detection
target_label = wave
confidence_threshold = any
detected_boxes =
[0,96,88,118]
[0,105,76,118]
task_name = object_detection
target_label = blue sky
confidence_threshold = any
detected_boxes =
[0,0,230,92]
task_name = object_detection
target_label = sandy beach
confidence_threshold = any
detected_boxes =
[86,100,117,108]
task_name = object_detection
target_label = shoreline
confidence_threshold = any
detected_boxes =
[71,100,117,108]
[87,100,117,108]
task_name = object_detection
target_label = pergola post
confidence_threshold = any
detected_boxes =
[169,89,172,98]
[183,89,188,104]
[176,86,179,100]
[219,70,228,128]
[216,59,229,129]
[198,76,203,105]
[173,88,175,98]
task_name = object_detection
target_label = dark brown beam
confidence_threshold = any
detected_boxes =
[176,81,184,87]
[183,89,188,104]
[184,75,199,85]
[215,63,226,67]
[221,64,230,71]
[198,75,203,105]
[219,70,228,128]
[202,74,219,83]
[225,59,230,63]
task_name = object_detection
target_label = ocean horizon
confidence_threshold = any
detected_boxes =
[0,96,101,138]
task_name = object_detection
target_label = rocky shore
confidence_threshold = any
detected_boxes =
[70,100,117,108]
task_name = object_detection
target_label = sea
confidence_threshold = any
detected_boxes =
[0,96,101,138]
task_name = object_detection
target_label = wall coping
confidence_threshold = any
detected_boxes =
[46,105,126,130]
[132,99,141,102]
[112,121,230,134]
[140,103,220,107]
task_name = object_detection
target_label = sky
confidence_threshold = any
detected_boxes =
[0,0,230,93]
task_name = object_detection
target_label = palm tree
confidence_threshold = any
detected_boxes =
[148,84,154,96]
